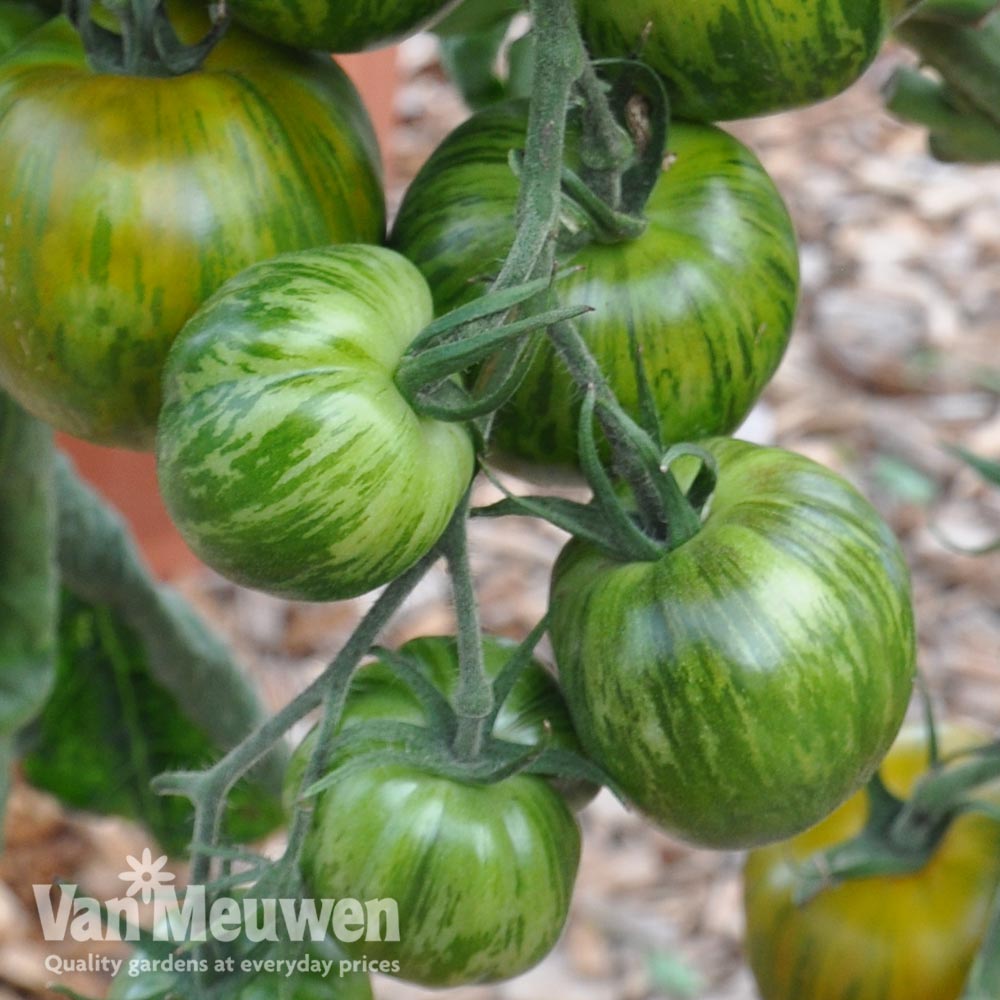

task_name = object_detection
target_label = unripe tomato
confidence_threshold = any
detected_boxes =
[575,0,897,121]
[745,724,1000,1000]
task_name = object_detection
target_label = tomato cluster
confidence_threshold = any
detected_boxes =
[5,0,975,995]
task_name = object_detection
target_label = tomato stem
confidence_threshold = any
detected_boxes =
[892,9,1000,163]
[575,61,633,210]
[548,319,703,549]
[442,498,495,761]
[396,300,591,418]
[490,0,585,293]
[796,741,1000,904]
[962,879,1000,998]
[67,0,230,77]
[156,548,439,893]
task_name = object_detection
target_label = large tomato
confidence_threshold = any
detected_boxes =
[548,438,916,848]
[0,0,46,53]
[744,724,1000,1000]
[574,0,898,121]
[290,635,584,987]
[391,102,798,477]
[230,0,459,53]
[287,634,598,809]
[0,10,383,449]
[156,245,474,603]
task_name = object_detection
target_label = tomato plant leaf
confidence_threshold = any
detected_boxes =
[946,444,1000,486]
[434,0,527,110]
[433,0,523,37]
[438,25,510,111]
[0,392,57,834]
[20,590,284,854]
[908,0,1000,25]
[896,13,1000,131]
[54,456,283,770]
[18,456,285,854]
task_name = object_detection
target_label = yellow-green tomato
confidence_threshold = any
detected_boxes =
[744,724,1000,1000]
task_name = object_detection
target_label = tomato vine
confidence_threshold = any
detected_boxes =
[2,0,1000,994]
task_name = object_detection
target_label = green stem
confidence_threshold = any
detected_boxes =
[904,0,1000,24]
[895,14,1000,128]
[172,550,438,889]
[559,166,648,243]
[56,458,283,796]
[492,0,586,291]
[548,319,702,547]
[442,498,494,761]
[884,67,1000,162]
[890,743,1000,852]
[69,0,229,77]
[963,881,1000,998]
[396,302,590,410]
[796,743,1000,904]
[575,60,633,210]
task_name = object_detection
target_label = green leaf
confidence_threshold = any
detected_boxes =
[895,15,1000,131]
[962,880,1000,998]
[873,453,938,504]
[438,27,509,111]
[908,0,1000,25]
[18,456,286,854]
[54,457,283,774]
[433,0,524,36]
[946,444,1000,486]
[433,0,528,109]
[21,590,284,854]
[646,951,703,998]
[884,67,1000,163]
[0,392,57,831]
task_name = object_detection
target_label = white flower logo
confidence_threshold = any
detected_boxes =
[118,848,175,903]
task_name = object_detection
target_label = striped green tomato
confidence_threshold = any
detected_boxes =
[289,636,586,986]
[575,0,898,121]
[0,11,383,450]
[390,103,798,479]
[286,634,598,811]
[745,724,1000,1000]
[549,438,916,849]
[229,0,459,52]
[297,759,580,988]
[156,245,474,603]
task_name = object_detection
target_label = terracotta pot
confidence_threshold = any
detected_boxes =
[57,49,399,581]
[340,48,398,184]
[56,435,201,580]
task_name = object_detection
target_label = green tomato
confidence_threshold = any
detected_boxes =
[0,0,47,54]
[391,102,798,478]
[288,634,586,987]
[156,244,474,603]
[548,437,916,848]
[229,0,459,52]
[0,10,383,449]
[287,634,599,809]
[297,762,580,988]
[745,724,1000,1000]
[574,0,897,121]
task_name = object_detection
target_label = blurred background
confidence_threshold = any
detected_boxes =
[2,28,999,1000]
